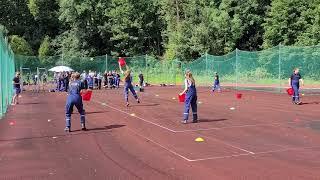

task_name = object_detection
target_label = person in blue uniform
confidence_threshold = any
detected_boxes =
[65,72,87,132]
[288,68,304,105]
[123,69,140,107]
[108,71,115,89]
[179,70,198,124]
[12,72,21,105]
[64,72,70,92]
[86,72,94,90]
[115,71,121,88]
[212,72,221,92]
[97,72,102,90]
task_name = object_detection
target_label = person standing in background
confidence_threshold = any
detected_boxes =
[64,72,70,92]
[12,72,21,105]
[97,72,102,90]
[138,71,144,87]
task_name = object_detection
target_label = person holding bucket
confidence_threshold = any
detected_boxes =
[122,69,140,107]
[118,58,140,106]
[179,70,198,124]
[288,68,304,105]
[65,72,87,132]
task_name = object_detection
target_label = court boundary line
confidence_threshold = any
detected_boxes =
[92,99,320,162]
[93,100,177,133]
[93,99,315,133]
[188,145,320,162]
[125,127,193,162]
[198,134,255,154]
[93,99,256,159]
[174,120,320,133]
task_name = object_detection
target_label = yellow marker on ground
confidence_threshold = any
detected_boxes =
[130,113,136,117]
[195,137,204,142]
[302,94,305,96]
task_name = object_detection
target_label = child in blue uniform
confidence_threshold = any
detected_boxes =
[65,72,87,132]
[288,68,304,105]
[212,72,221,92]
[123,70,140,107]
[179,70,198,124]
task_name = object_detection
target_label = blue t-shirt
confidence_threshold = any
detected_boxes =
[86,76,94,87]
[69,80,85,95]
[291,73,301,83]
[125,75,133,85]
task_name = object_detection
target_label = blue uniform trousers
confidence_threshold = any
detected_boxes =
[124,84,138,102]
[212,81,220,91]
[183,89,198,121]
[291,82,300,102]
[65,95,85,128]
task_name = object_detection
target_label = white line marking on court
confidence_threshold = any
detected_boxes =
[174,120,320,133]
[188,145,320,162]
[188,153,251,162]
[175,123,284,132]
[126,127,193,162]
[199,134,255,154]
[94,100,177,133]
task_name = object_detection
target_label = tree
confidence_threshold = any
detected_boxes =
[105,0,163,56]
[57,0,110,57]
[9,35,33,55]
[263,0,316,48]
[38,35,52,57]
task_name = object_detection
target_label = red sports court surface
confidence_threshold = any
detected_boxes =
[1,86,320,180]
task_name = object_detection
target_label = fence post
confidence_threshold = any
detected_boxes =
[0,43,2,116]
[205,52,208,86]
[235,48,238,91]
[105,54,108,72]
[278,44,282,93]
[145,54,148,85]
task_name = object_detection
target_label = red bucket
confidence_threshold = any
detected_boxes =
[118,57,126,67]
[286,88,294,96]
[236,93,242,99]
[81,90,92,101]
[178,94,186,102]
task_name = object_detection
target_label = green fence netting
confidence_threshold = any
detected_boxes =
[0,32,15,118]
[14,44,320,93]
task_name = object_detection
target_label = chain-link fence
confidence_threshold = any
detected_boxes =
[0,32,15,118]
[14,44,320,93]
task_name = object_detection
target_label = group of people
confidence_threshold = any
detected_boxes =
[63,64,141,132]
[11,65,304,131]
[23,73,47,86]
[54,72,71,92]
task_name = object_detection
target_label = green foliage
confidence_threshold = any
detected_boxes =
[38,35,52,57]
[1,0,320,61]
[9,35,33,55]
[263,0,320,48]
[28,0,39,17]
